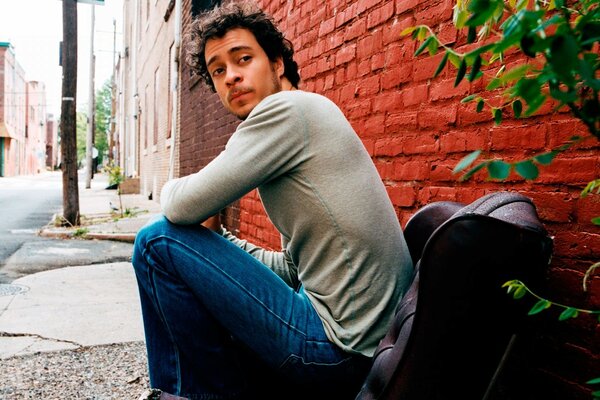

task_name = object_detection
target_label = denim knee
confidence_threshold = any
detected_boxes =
[132,215,171,270]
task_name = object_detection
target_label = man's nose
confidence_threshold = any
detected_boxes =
[225,66,242,85]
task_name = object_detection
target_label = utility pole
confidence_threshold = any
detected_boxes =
[85,2,96,189]
[60,0,80,226]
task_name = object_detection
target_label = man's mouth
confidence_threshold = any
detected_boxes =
[229,89,251,102]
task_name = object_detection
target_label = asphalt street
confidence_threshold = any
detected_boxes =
[0,172,134,283]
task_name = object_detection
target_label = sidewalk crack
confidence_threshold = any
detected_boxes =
[0,331,81,347]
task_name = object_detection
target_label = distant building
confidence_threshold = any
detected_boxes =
[0,42,27,177]
[0,43,48,176]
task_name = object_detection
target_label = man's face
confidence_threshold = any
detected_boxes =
[205,28,283,119]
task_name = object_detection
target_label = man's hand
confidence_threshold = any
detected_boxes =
[202,213,221,232]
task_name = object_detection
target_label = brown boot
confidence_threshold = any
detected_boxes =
[138,388,190,400]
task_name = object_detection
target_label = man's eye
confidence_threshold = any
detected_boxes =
[211,68,224,77]
[239,55,252,64]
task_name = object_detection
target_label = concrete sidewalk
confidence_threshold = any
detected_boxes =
[0,173,160,359]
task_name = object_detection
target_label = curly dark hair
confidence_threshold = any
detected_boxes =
[186,1,301,92]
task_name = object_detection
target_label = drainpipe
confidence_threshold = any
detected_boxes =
[168,0,182,181]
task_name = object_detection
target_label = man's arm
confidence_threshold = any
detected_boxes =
[160,93,306,225]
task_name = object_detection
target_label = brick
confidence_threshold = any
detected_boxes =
[363,114,386,137]
[357,0,385,15]
[401,84,428,107]
[403,133,439,154]
[437,21,459,46]
[415,0,454,26]
[372,91,403,114]
[418,106,457,129]
[367,1,395,29]
[371,52,386,71]
[357,30,383,60]
[374,137,403,157]
[429,78,470,103]
[343,18,367,42]
[440,128,488,153]
[335,44,356,66]
[490,123,547,151]
[396,0,420,15]
[554,231,600,258]
[575,193,600,226]
[540,157,599,185]
[358,59,372,77]
[381,64,413,90]
[386,112,418,131]
[383,16,415,45]
[318,16,336,36]
[357,75,381,97]
[429,160,460,182]
[418,186,459,203]
[522,191,575,223]
[393,159,430,181]
[387,185,417,207]
[413,52,447,82]
[458,102,495,126]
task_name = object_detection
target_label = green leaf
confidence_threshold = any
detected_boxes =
[513,100,523,118]
[528,299,552,315]
[476,99,485,113]
[515,160,539,180]
[467,0,502,26]
[502,65,530,82]
[461,94,478,103]
[460,161,487,181]
[455,58,467,87]
[559,307,579,321]
[469,55,482,82]
[493,108,502,125]
[448,52,462,68]
[533,151,556,165]
[434,52,449,78]
[591,217,600,226]
[417,27,427,41]
[486,77,503,91]
[549,34,579,82]
[467,26,477,43]
[587,377,600,385]
[513,284,527,299]
[454,150,482,173]
[415,36,433,56]
[400,26,418,36]
[427,36,439,55]
[487,160,511,180]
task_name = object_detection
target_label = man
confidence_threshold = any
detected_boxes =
[133,2,413,399]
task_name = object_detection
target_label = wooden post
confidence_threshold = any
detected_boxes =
[60,0,80,226]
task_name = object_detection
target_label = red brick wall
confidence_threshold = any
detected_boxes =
[178,0,598,397]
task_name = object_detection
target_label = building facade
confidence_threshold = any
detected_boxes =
[119,0,180,200]
[117,1,598,397]
[0,43,50,177]
[0,42,27,177]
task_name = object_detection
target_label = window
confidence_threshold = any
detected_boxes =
[144,85,148,149]
[167,43,173,139]
[191,0,221,17]
[153,68,159,146]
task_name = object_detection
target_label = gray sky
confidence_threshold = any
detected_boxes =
[0,0,123,116]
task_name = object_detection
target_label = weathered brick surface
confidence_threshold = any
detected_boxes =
[175,1,599,396]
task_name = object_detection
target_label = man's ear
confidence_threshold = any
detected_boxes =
[274,56,285,79]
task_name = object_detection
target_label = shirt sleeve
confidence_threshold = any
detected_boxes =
[160,93,307,225]
[219,227,299,288]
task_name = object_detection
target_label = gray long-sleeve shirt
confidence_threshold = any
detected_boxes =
[161,90,413,356]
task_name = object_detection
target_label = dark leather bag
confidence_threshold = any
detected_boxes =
[356,192,553,400]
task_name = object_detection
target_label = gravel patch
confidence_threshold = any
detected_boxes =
[0,342,149,399]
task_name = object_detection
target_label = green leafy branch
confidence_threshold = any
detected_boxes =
[503,278,600,322]
[452,135,583,181]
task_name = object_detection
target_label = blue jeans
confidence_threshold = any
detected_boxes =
[132,216,371,399]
